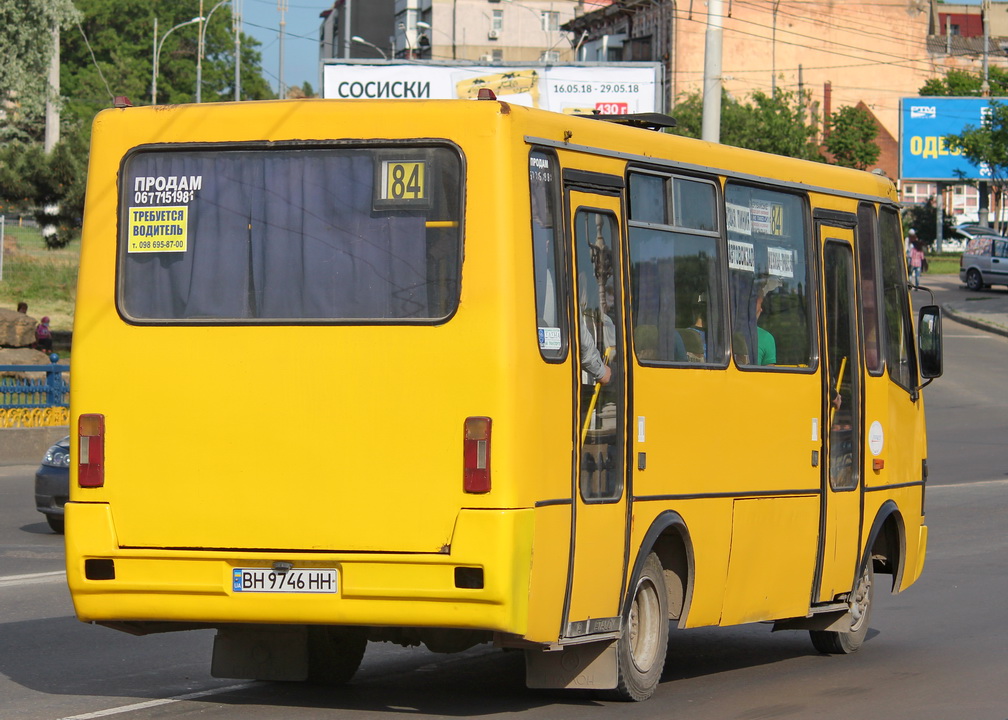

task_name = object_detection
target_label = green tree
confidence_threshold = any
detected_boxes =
[944,100,1008,233]
[902,197,954,248]
[671,88,822,162]
[919,67,1008,97]
[825,105,881,170]
[1,0,275,248]
[0,0,80,143]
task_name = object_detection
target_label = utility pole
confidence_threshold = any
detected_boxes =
[701,0,724,143]
[771,0,781,99]
[343,0,353,59]
[234,0,242,100]
[44,22,60,152]
[979,0,991,232]
[278,0,287,98]
[196,0,205,102]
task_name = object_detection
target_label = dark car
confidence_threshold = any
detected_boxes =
[35,436,70,534]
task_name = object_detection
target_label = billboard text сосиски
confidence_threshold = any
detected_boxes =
[322,62,663,116]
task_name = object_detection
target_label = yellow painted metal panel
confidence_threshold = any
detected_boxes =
[525,505,572,642]
[720,497,820,625]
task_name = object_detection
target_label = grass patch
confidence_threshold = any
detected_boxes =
[924,252,961,276]
[0,221,78,333]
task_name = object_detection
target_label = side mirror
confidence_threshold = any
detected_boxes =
[917,305,943,380]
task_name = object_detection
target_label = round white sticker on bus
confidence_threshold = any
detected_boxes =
[868,421,884,456]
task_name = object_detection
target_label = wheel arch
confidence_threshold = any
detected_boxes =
[863,500,906,593]
[624,510,695,628]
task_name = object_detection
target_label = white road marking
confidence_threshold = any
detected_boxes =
[0,570,65,588]
[58,683,255,719]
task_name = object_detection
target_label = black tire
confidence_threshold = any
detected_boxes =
[966,268,984,291]
[306,626,367,685]
[611,553,668,701]
[46,515,65,534]
[810,564,873,654]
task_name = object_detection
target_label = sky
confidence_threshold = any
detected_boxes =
[241,0,328,94]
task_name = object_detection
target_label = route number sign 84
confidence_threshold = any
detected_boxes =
[382,160,426,202]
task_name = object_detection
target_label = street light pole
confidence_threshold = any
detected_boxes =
[233,0,242,100]
[352,35,388,60]
[153,16,204,105]
[197,0,232,102]
[398,22,413,59]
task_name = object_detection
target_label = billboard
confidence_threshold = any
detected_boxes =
[900,97,1006,180]
[322,62,664,115]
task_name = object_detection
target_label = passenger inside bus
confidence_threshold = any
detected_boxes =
[755,276,781,365]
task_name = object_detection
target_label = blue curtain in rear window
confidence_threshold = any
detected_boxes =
[121,150,429,321]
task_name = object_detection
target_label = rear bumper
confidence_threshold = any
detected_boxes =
[65,502,534,636]
[34,466,69,517]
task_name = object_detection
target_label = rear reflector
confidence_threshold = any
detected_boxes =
[463,417,492,493]
[78,413,105,488]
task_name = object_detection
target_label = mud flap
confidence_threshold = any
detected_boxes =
[211,625,309,681]
[524,639,618,690]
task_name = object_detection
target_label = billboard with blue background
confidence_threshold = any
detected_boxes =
[900,97,1007,180]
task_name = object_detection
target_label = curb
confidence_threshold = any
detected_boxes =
[942,306,1008,340]
[0,426,68,466]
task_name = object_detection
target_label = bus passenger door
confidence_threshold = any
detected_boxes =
[816,225,863,603]
[562,186,629,640]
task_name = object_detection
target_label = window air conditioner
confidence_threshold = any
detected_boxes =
[488,29,499,40]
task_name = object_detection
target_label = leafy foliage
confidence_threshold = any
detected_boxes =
[0,0,80,143]
[825,105,881,170]
[944,100,1008,232]
[902,197,954,248]
[919,67,1008,97]
[1,0,275,248]
[671,88,822,162]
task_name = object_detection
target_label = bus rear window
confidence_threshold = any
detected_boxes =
[118,145,462,323]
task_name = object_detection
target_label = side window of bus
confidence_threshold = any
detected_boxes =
[857,204,883,374]
[879,207,917,390]
[529,149,567,360]
[627,171,726,365]
[724,184,813,369]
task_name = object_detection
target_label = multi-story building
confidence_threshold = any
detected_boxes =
[391,0,581,63]
[562,0,1008,206]
[320,1,396,61]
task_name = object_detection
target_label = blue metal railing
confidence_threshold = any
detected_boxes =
[0,355,70,408]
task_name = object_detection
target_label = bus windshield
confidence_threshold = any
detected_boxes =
[118,145,463,323]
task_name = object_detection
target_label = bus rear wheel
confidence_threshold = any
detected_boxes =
[611,553,668,701]
[810,564,873,654]
[306,626,367,685]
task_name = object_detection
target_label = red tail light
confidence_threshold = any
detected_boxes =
[464,417,492,493]
[78,414,105,488]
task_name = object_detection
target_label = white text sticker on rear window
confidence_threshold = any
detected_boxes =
[127,206,188,253]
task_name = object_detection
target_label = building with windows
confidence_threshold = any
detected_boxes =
[320,1,397,61]
[388,0,581,63]
[319,0,1008,215]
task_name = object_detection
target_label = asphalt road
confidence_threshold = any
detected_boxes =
[1,285,1005,719]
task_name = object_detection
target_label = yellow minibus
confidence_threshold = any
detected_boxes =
[66,96,942,701]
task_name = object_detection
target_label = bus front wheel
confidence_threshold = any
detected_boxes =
[306,626,367,685]
[810,564,873,654]
[610,553,668,701]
